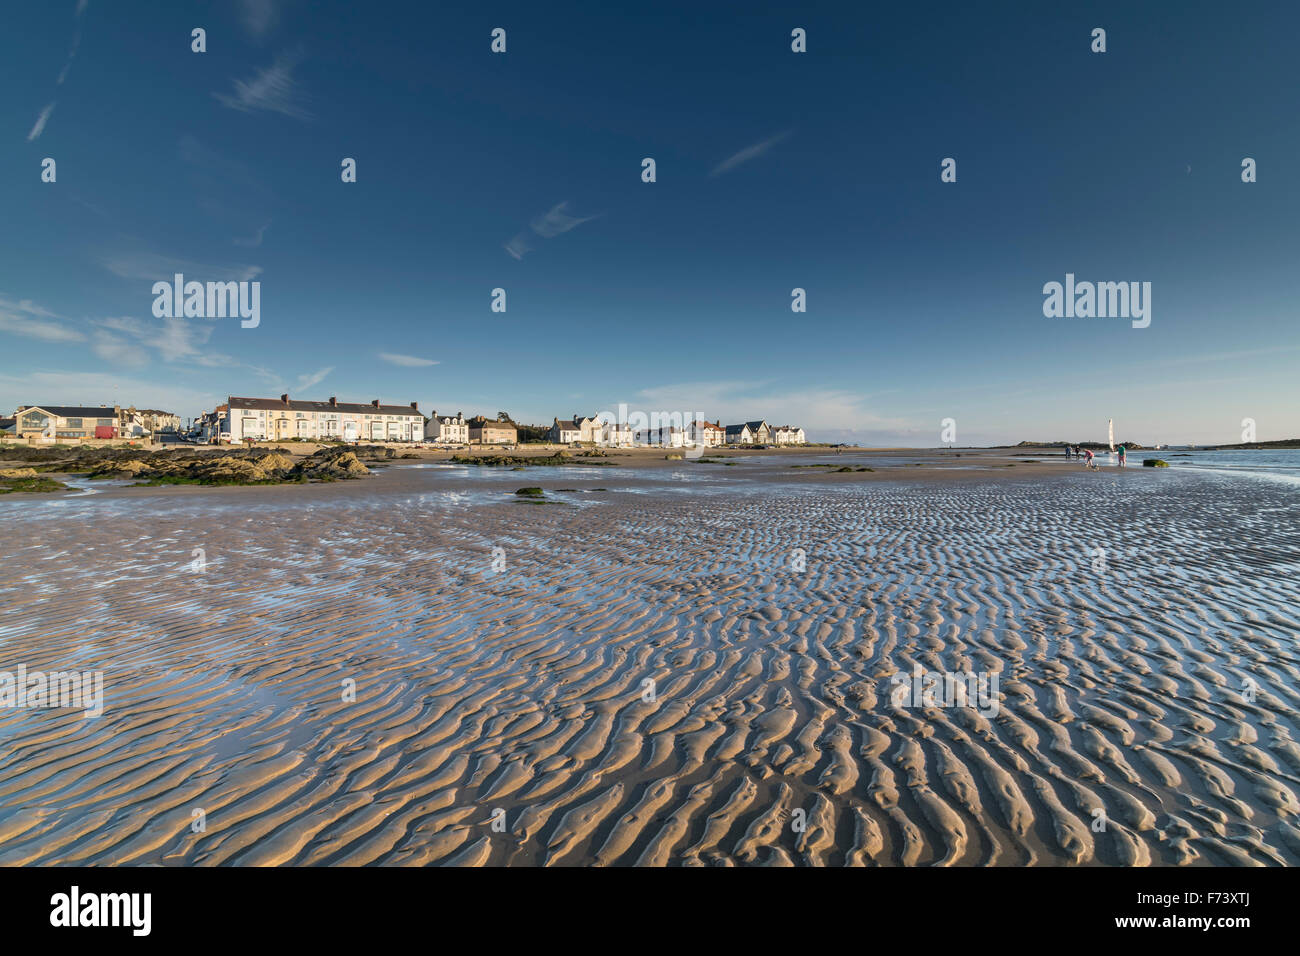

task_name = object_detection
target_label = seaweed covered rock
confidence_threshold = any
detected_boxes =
[78,447,367,484]
[293,450,370,479]
[334,444,395,461]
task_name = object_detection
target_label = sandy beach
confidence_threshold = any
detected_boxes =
[1,449,1297,866]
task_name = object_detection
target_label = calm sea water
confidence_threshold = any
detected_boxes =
[1113,447,1300,483]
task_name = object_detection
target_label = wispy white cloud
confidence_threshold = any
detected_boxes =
[0,295,59,319]
[92,315,218,367]
[27,102,56,141]
[505,201,600,259]
[504,235,531,260]
[101,251,263,283]
[90,330,149,368]
[214,50,310,120]
[531,201,600,238]
[379,352,439,368]
[296,367,333,390]
[0,298,84,343]
[710,130,792,177]
[56,23,83,85]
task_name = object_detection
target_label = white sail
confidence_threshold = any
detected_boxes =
[1108,419,1114,452]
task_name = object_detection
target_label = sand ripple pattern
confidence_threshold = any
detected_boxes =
[1,471,1298,865]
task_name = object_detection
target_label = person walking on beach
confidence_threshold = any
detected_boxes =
[1117,444,1126,467]
[1084,448,1096,469]
[1065,444,1072,460]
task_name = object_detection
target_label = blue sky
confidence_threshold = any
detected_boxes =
[3,0,1296,444]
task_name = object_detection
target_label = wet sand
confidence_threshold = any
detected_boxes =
[1,452,1297,866]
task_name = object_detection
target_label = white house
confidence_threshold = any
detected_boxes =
[549,415,601,444]
[771,425,806,445]
[725,423,753,445]
[599,419,633,447]
[689,420,726,447]
[226,394,424,443]
[425,410,468,443]
[725,420,771,444]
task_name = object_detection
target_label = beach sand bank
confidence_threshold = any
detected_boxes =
[1,454,1296,865]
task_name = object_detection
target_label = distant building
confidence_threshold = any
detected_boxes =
[726,420,770,444]
[130,408,181,434]
[197,404,228,442]
[690,420,726,447]
[725,423,753,445]
[226,395,423,442]
[548,415,601,444]
[469,416,517,444]
[0,417,16,436]
[11,405,124,440]
[599,419,633,447]
[425,410,468,443]
[771,425,806,445]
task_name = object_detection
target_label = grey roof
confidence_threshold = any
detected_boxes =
[745,420,768,431]
[16,405,119,418]
[725,424,750,436]
[228,396,420,416]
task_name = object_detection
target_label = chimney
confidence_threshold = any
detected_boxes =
[280,394,289,404]
[371,399,380,408]
[409,402,418,411]
[328,396,337,407]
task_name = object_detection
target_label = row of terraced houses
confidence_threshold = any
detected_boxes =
[6,393,805,447]
[544,416,805,447]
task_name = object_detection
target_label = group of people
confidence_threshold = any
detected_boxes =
[1064,444,1126,468]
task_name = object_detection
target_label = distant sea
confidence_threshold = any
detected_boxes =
[1128,447,1300,483]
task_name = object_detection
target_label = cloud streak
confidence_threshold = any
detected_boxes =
[101,251,263,283]
[710,131,792,177]
[214,50,310,120]
[379,352,439,368]
[505,201,600,259]
[27,103,56,141]
[0,295,84,343]
[296,367,334,390]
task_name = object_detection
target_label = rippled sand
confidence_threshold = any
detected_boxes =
[1,460,1298,866]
